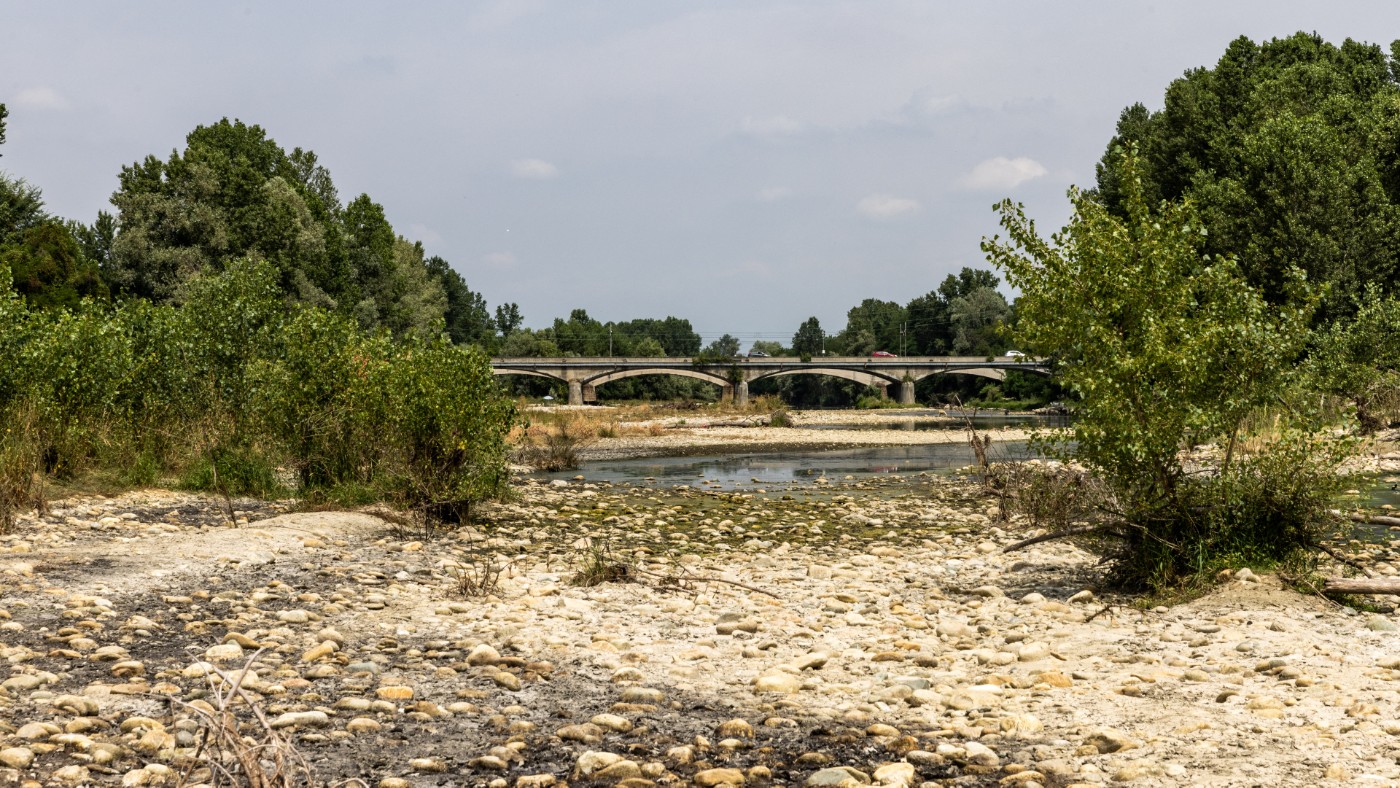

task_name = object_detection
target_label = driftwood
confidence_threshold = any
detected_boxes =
[1323,578,1400,595]
[1349,512,1400,528]
[1003,524,1114,553]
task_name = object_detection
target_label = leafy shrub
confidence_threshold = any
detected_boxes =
[985,149,1348,590]
[0,258,517,524]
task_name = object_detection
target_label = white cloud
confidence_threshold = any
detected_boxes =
[756,186,792,202]
[483,251,517,269]
[960,156,1048,191]
[14,86,69,110]
[857,193,920,220]
[740,115,804,138]
[510,158,559,179]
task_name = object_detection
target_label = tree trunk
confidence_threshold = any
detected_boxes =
[1324,578,1400,595]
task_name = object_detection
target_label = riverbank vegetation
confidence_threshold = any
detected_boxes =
[0,257,514,531]
[983,32,1400,590]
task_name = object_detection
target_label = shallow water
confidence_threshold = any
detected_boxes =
[537,440,1038,489]
[806,412,1068,432]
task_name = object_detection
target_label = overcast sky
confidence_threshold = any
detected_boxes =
[6,2,1400,346]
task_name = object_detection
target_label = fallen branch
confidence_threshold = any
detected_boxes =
[1316,543,1375,577]
[1349,512,1400,528]
[1323,578,1400,595]
[632,566,780,599]
[1003,524,1115,553]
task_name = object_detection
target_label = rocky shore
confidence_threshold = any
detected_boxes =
[1,465,1400,787]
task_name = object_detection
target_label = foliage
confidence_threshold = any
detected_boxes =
[0,258,516,525]
[791,317,824,357]
[834,299,905,355]
[1095,32,1400,320]
[984,148,1346,589]
[1308,285,1400,431]
[703,333,741,358]
[99,117,497,343]
[948,286,1010,354]
[1,222,108,310]
[0,172,47,247]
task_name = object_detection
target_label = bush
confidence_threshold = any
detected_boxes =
[0,258,518,525]
[984,148,1348,590]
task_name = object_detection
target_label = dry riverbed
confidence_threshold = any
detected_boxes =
[2,460,1400,786]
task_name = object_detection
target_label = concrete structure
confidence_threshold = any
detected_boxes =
[491,356,1051,406]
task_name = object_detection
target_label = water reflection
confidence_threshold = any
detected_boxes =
[807,412,1069,432]
[538,441,1039,489]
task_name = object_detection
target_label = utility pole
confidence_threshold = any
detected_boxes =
[900,322,907,356]
[608,326,613,357]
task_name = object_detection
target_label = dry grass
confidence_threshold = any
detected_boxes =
[170,650,364,788]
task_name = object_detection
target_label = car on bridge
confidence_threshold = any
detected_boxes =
[747,350,769,357]
[871,351,897,358]
[1005,350,1027,358]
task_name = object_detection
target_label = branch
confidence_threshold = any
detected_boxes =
[1002,524,1117,553]
[631,566,780,599]
[1316,542,1374,577]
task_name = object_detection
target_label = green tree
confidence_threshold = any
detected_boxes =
[495,303,523,338]
[1,222,109,310]
[835,299,906,355]
[1309,286,1400,431]
[0,173,47,247]
[984,149,1343,589]
[948,286,1010,355]
[792,317,825,357]
[1095,33,1400,318]
[425,256,494,347]
[703,333,741,358]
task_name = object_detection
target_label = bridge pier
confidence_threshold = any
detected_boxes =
[568,380,583,406]
[734,380,749,407]
[583,383,597,404]
[897,380,916,405]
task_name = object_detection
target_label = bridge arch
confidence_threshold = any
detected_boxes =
[751,367,899,388]
[585,367,732,389]
[491,368,565,383]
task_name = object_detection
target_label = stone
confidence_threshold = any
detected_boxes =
[1086,728,1141,754]
[593,760,643,781]
[0,748,33,769]
[346,718,381,734]
[468,644,501,665]
[695,768,746,786]
[1,674,42,693]
[493,671,521,691]
[591,713,633,733]
[409,757,448,773]
[806,766,871,787]
[203,643,243,662]
[575,751,624,777]
[558,723,604,744]
[872,762,915,787]
[962,740,999,767]
[302,641,337,662]
[718,718,754,738]
[376,686,415,701]
[270,711,329,729]
[754,672,802,693]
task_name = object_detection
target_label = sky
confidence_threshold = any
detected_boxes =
[6,1,1400,347]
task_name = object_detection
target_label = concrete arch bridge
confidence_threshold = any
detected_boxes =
[490,356,1050,406]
